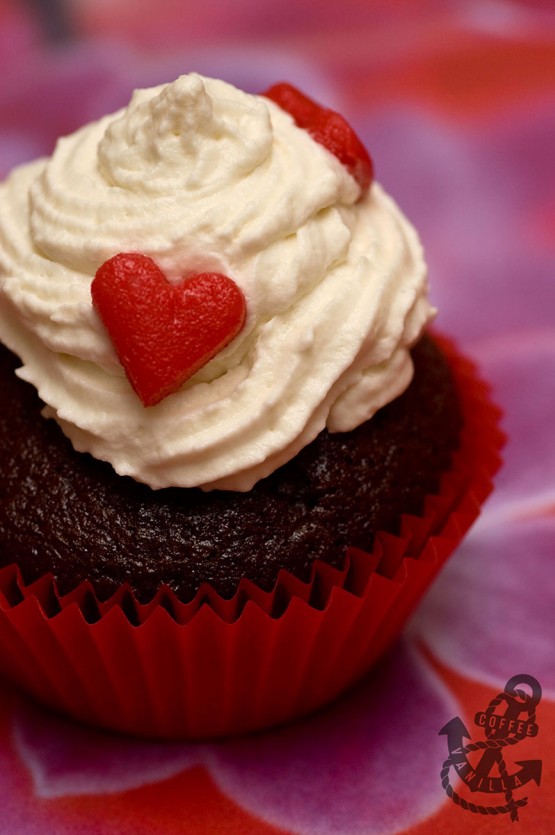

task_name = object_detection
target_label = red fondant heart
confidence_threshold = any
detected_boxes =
[92,252,246,407]
[263,82,374,195]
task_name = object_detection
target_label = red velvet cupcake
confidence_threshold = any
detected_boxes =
[0,74,503,738]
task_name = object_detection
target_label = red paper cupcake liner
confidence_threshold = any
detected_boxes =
[0,334,504,739]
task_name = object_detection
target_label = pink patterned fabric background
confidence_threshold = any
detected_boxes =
[0,0,554,831]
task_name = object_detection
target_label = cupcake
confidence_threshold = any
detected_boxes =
[0,74,503,738]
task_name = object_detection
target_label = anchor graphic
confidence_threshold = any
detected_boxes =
[439,674,542,821]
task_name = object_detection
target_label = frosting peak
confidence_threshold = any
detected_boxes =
[98,74,271,194]
[0,74,435,491]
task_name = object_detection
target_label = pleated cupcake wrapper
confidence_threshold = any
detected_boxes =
[0,334,504,739]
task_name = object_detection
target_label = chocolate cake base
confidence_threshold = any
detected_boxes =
[0,335,461,603]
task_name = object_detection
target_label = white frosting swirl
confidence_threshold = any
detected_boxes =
[0,74,434,491]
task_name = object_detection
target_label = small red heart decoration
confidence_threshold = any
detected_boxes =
[262,82,374,195]
[92,253,246,407]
